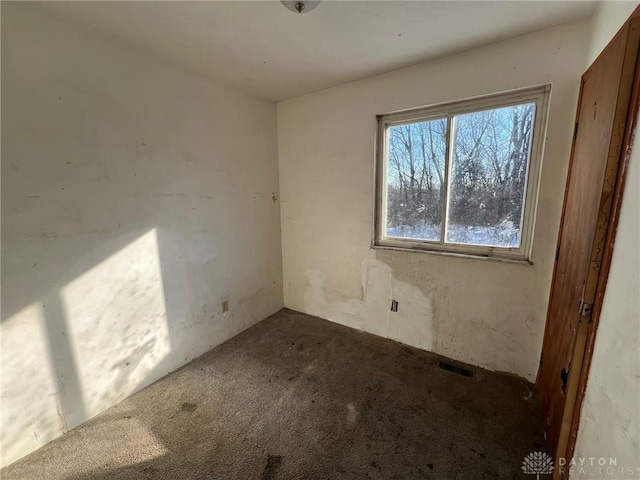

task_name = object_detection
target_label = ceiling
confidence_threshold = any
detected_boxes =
[44,1,598,102]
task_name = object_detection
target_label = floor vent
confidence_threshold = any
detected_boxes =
[438,361,475,378]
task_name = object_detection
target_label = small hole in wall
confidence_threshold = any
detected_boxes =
[221,300,229,313]
[390,300,398,312]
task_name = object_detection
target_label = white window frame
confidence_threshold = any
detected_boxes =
[373,84,551,262]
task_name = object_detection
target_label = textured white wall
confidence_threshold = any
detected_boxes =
[587,1,639,64]
[278,20,591,382]
[572,2,640,478]
[1,3,283,467]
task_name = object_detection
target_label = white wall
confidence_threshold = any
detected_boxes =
[572,2,640,478]
[587,1,639,64]
[1,2,282,467]
[278,20,591,382]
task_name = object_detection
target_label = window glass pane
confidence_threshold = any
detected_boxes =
[446,103,535,247]
[385,118,447,241]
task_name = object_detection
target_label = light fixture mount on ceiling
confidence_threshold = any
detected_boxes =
[281,0,320,14]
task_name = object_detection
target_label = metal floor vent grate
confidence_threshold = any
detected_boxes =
[438,361,475,378]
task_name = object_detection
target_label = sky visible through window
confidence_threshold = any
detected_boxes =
[386,103,535,248]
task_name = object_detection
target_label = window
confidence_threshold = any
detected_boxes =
[374,85,550,262]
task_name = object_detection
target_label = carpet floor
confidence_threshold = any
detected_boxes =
[2,309,546,479]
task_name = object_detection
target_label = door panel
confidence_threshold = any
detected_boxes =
[537,13,640,467]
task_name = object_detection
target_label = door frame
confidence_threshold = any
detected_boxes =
[538,9,640,478]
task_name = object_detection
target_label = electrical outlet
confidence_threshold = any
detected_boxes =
[221,300,229,313]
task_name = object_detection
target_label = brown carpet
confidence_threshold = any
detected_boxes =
[2,309,547,479]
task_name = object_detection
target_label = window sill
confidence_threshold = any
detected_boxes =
[370,243,534,266]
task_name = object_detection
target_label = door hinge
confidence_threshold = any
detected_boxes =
[579,300,593,317]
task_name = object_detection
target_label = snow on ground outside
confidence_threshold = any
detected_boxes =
[387,221,520,248]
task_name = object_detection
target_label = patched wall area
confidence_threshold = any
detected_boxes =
[1,3,283,467]
[278,20,591,382]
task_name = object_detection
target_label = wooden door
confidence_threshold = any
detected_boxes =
[537,9,640,474]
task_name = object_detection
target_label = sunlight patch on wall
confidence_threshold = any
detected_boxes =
[59,229,170,419]
[1,229,171,468]
[0,304,65,467]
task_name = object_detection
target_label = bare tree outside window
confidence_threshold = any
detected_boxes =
[376,86,549,261]
[446,103,534,247]
[386,118,446,241]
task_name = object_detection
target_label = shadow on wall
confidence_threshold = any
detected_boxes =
[1,2,283,467]
[0,34,268,473]
[0,93,280,465]
[1,226,232,467]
